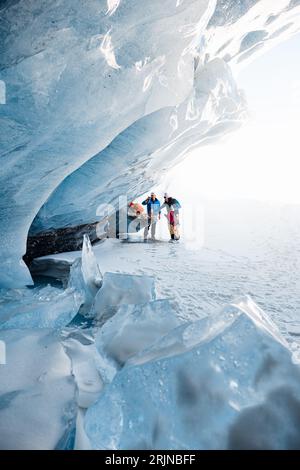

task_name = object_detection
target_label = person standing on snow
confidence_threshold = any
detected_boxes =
[160,193,181,241]
[142,192,161,240]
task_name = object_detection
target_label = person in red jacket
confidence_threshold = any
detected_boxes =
[160,193,181,241]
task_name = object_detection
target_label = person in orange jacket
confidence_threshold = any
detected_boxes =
[128,201,145,217]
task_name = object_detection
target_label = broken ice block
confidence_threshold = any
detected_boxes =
[95,299,182,365]
[92,272,156,322]
[85,297,300,450]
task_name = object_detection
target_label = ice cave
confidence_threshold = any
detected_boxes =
[1,0,300,451]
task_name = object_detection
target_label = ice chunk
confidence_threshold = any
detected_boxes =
[74,408,92,450]
[92,272,156,322]
[0,284,82,330]
[85,297,300,450]
[62,329,104,409]
[95,299,182,366]
[81,234,103,292]
[0,236,100,330]
[67,235,102,314]
[61,327,118,450]
[0,329,76,450]
[128,295,289,366]
[227,386,300,449]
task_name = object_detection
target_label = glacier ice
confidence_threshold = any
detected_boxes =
[95,299,182,366]
[61,327,117,450]
[61,329,104,409]
[0,235,101,329]
[206,0,300,67]
[67,234,102,313]
[1,0,300,285]
[81,234,103,291]
[0,329,77,450]
[85,296,300,450]
[74,408,93,450]
[1,0,300,451]
[0,0,213,287]
[92,271,156,322]
[31,57,246,234]
[2,233,300,449]
[0,284,82,330]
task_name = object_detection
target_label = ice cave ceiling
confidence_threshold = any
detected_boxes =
[0,0,300,288]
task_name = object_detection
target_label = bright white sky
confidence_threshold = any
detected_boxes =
[168,33,300,204]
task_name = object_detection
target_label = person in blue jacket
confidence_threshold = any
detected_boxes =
[142,192,161,240]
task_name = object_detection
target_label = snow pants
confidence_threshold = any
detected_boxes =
[167,211,180,240]
[144,217,157,239]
